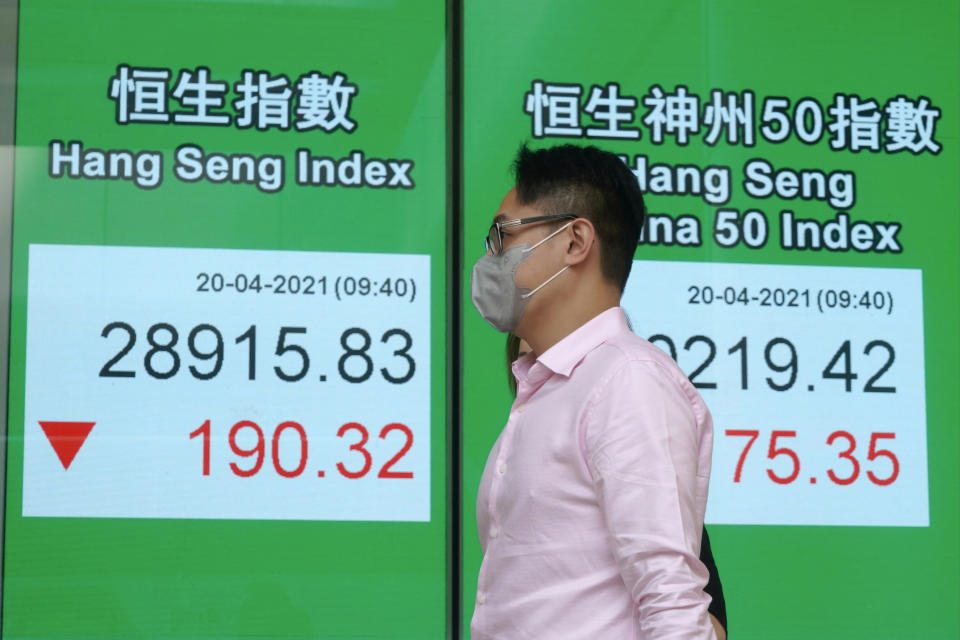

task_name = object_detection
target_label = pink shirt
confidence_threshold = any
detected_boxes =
[472,307,716,640]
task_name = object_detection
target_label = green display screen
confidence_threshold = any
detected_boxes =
[3,1,448,638]
[461,1,959,639]
[3,1,959,639]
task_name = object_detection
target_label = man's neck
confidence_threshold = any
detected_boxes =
[521,287,620,356]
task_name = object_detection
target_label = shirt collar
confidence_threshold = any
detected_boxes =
[511,351,537,384]
[536,306,629,377]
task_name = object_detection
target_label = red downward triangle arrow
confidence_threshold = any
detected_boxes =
[38,421,95,470]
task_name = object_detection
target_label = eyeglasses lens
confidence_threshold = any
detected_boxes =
[485,224,500,255]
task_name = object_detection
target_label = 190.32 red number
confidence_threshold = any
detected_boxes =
[189,419,414,479]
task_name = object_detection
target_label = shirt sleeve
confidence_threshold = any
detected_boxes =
[582,358,716,639]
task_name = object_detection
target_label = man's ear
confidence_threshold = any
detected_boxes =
[563,218,595,266]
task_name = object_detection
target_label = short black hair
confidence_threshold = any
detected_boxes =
[512,143,645,291]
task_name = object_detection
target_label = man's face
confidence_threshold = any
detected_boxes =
[488,187,570,328]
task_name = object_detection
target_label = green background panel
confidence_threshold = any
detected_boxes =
[5,1,448,638]
[4,1,960,638]
[462,1,959,639]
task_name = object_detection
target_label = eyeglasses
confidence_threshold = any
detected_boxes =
[484,214,577,255]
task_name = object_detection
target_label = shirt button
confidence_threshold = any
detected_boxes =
[489,526,499,539]
[516,404,525,413]
[477,592,487,605]
[497,462,506,475]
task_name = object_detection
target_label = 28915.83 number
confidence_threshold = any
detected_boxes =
[98,322,416,384]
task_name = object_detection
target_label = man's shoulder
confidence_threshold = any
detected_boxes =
[581,331,701,403]
[573,332,713,434]
[592,330,679,371]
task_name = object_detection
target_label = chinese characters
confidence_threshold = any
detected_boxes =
[523,81,941,155]
[109,64,359,133]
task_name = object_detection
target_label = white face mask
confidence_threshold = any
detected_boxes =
[469,222,572,333]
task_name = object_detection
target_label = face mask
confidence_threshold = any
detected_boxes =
[470,221,572,332]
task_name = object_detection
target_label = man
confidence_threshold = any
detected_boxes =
[470,144,718,639]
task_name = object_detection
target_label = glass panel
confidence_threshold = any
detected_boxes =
[461,1,959,638]
[3,1,448,638]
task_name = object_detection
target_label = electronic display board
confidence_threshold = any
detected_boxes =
[3,1,959,639]
[3,1,448,638]
[461,1,959,638]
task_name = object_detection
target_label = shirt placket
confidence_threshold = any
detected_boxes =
[476,402,519,611]
[475,363,554,617]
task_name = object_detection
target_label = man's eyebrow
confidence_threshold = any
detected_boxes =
[494,213,508,223]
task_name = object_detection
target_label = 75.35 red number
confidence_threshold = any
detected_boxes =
[725,429,899,486]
